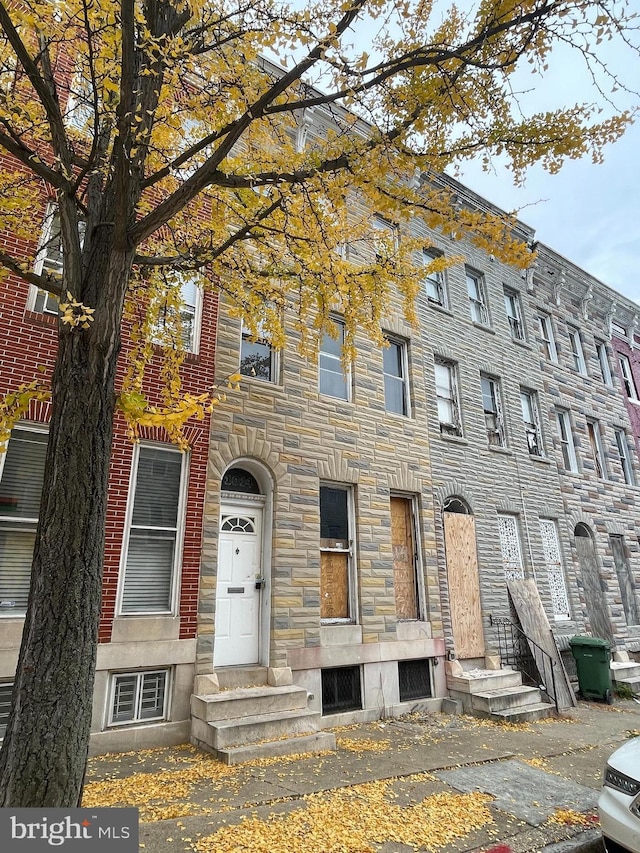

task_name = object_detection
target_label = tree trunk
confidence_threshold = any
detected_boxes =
[0,244,133,806]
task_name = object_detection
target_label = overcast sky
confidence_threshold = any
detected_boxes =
[351,2,640,305]
[455,104,640,307]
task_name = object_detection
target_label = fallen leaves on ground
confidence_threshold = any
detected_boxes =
[83,751,238,821]
[548,808,599,827]
[336,737,391,753]
[193,777,494,853]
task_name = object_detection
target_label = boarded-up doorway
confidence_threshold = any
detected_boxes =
[443,499,484,658]
[391,497,419,620]
[574,523,613,642]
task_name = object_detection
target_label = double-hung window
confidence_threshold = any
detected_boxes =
[240,316,277,383]
[555,409,578,472]
[538,314,558,362]
[33,207,63,315]
[120,445,186,614]
[0,427,48,616]
[420,250,446,307]
[320,485,354,622]
[434,358,462,436]
[154,277,201,353]
[615,429,636,486]
[587,419,607,479]
[383,337,409,416]
[480,374,505,447]
[504,288,525,341]
[466,269,489,325]
[596,341,613,386]
[618,354,639,400]
[109,670,169,725]
[319,319,349,400]
[567,326,587,375]
[520,389,543,456]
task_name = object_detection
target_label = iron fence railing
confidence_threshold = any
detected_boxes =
[489,615,559,712]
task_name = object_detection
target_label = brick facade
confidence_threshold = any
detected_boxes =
[0,171,218,751]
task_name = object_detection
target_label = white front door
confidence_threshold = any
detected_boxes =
[214,506,262,667]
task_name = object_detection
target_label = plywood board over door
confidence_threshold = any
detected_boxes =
[391,497,418,620]
[443,511,484,658]
[575,534,614,642]
[507,578,576,709]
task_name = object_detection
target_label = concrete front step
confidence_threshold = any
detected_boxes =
[470,685,543,714]
[447,668,523,695]
[191,684,308,723]
[208,707,322,749]
[613,676,640,693]
[216,732,337,765]
[216,666,269,690]
[485,701,556,724]
[611,661,640,683]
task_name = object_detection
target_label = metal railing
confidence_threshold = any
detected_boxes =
[489,615,559,712]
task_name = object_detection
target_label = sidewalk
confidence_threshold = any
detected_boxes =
[83,698,640,853]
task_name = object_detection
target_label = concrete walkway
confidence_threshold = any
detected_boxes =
[83,699,640,853]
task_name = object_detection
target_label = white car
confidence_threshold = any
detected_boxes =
[599,736,640,853]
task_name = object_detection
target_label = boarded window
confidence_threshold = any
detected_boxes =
[320,485,351,620]
[391,497,418,620]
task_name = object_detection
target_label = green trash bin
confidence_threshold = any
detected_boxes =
[569,635,613,704]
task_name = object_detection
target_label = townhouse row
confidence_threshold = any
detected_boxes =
[2,177,640,752]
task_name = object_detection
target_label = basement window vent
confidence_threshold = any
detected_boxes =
[398,659,432,702]
[321,666,362,715]
[0,682,13,739]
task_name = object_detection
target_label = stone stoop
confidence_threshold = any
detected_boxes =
[190,678,336,765]
[611,660,640,694]
[446,667,556,723]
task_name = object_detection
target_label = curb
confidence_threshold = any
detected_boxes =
[540,829,604,853]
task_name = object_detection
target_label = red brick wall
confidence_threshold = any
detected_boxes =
[0,191,218,644]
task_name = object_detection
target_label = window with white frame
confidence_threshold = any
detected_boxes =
[567,325,587,375]
[108,670,169,725]
[383,337,409,416]
[587,419,607,479]
[555,408,578,472]
[319,319,349,400]
[504,287,525,341]
[420,249,446,307]
[596,341,613,387]
[615,429,636,486]
[240,326,277,382]
[372,214,399,255]
[480,374,505,447]
[0,682,12,738]
[120,446,186,614]
[537,314,558,362]
[0,427,48,616]
[434,358,462,436]
[466,269,489,325]
[520,389,543,456]
[64,70,93,132]
[320,484,354,622]
[33,207,63,315]
[539,519,571,620]
[618,354,639,400]
[611,321,628,340]
[497,513,525,580]
[154,277,201,354]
